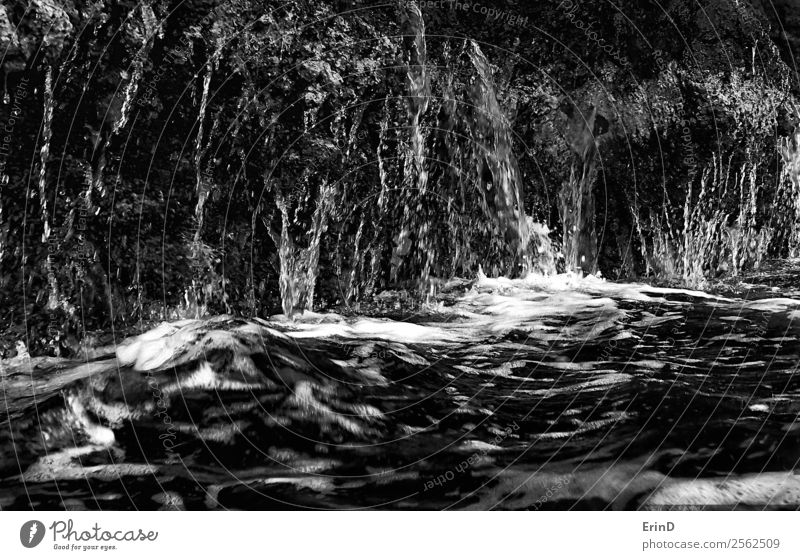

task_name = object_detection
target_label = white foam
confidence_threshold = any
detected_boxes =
[743,298,800,312]
[645,472,800,508]
[283,318,465,344]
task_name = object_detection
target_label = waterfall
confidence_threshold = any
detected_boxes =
[466,39,529,268]
[384,12,534,290]
[779,129,800,258]
[187,56,213,317]
[338,107,373,305]
[525,219,557,275]
[325,7,544,304]
[38,66,59,311]
[88,4,158,204]
[270,4,550,312]
[362,100,394,300]
[558,103,605,276]
[641,153,781,286]
[403,2,429,195]
[270,179,334,318]
[192,40,222,247]
[390,2,431,286]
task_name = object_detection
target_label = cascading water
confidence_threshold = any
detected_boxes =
[639,152,793,286]
[269,176,335,319]
[402,3,429,196]
[6,261,800,510]
[192,67,213,244]
[185,36,225,317]
[376,21,536,291]
[779,128,800,258]
[524,218,557,275]
[390,2,431,288]
[257,2,553,317]
[37,66,59,311]
[87,4,159,205]
[466,40,529,266]
[339,100,393,305]
[325,6,544,310]
[558,102,607,276]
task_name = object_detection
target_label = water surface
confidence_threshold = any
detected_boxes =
[2,264,799,510]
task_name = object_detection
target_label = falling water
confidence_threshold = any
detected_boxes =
[37,66,59,311]
[641,153,790,286]
[402,2,429,195]
[390,2,431,287]
[340,99,395,305]
[377,18,535,294]
[322,11,548,309]
[559,103,605,276]
[186,56,214,316]
[524,219,557,275]
[466,40,529,263]
[271,178,335,319]
[267,5,562,315]
[192,38,223,247]
[779,129,800,257]
[90,4,159,202]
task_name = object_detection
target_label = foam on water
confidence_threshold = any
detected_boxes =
[3,266,800,510]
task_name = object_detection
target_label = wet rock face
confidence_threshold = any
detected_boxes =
[0,5,25,72]
[559,100,609,162]
[1,0,74,71]
[760,0,800,69]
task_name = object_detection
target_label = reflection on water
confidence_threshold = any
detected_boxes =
[2,261,800,510]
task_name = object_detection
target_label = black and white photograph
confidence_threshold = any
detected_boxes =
[1,0,799,553]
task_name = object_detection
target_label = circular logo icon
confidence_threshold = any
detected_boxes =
[20,520,45,548]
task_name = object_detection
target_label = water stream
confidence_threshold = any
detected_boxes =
[2,261,799,510]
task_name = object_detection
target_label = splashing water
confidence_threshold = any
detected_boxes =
[390,2,431,287]
[779,129,800,258]
[285,8,542,316]
[3,261,799,510]
[523,219,557,275]
[559,102,607,276]
[466,40,529,258]
[37,66,60,311]
[270,179,336,319]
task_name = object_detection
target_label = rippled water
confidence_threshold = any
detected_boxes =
[2,262,800,510]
